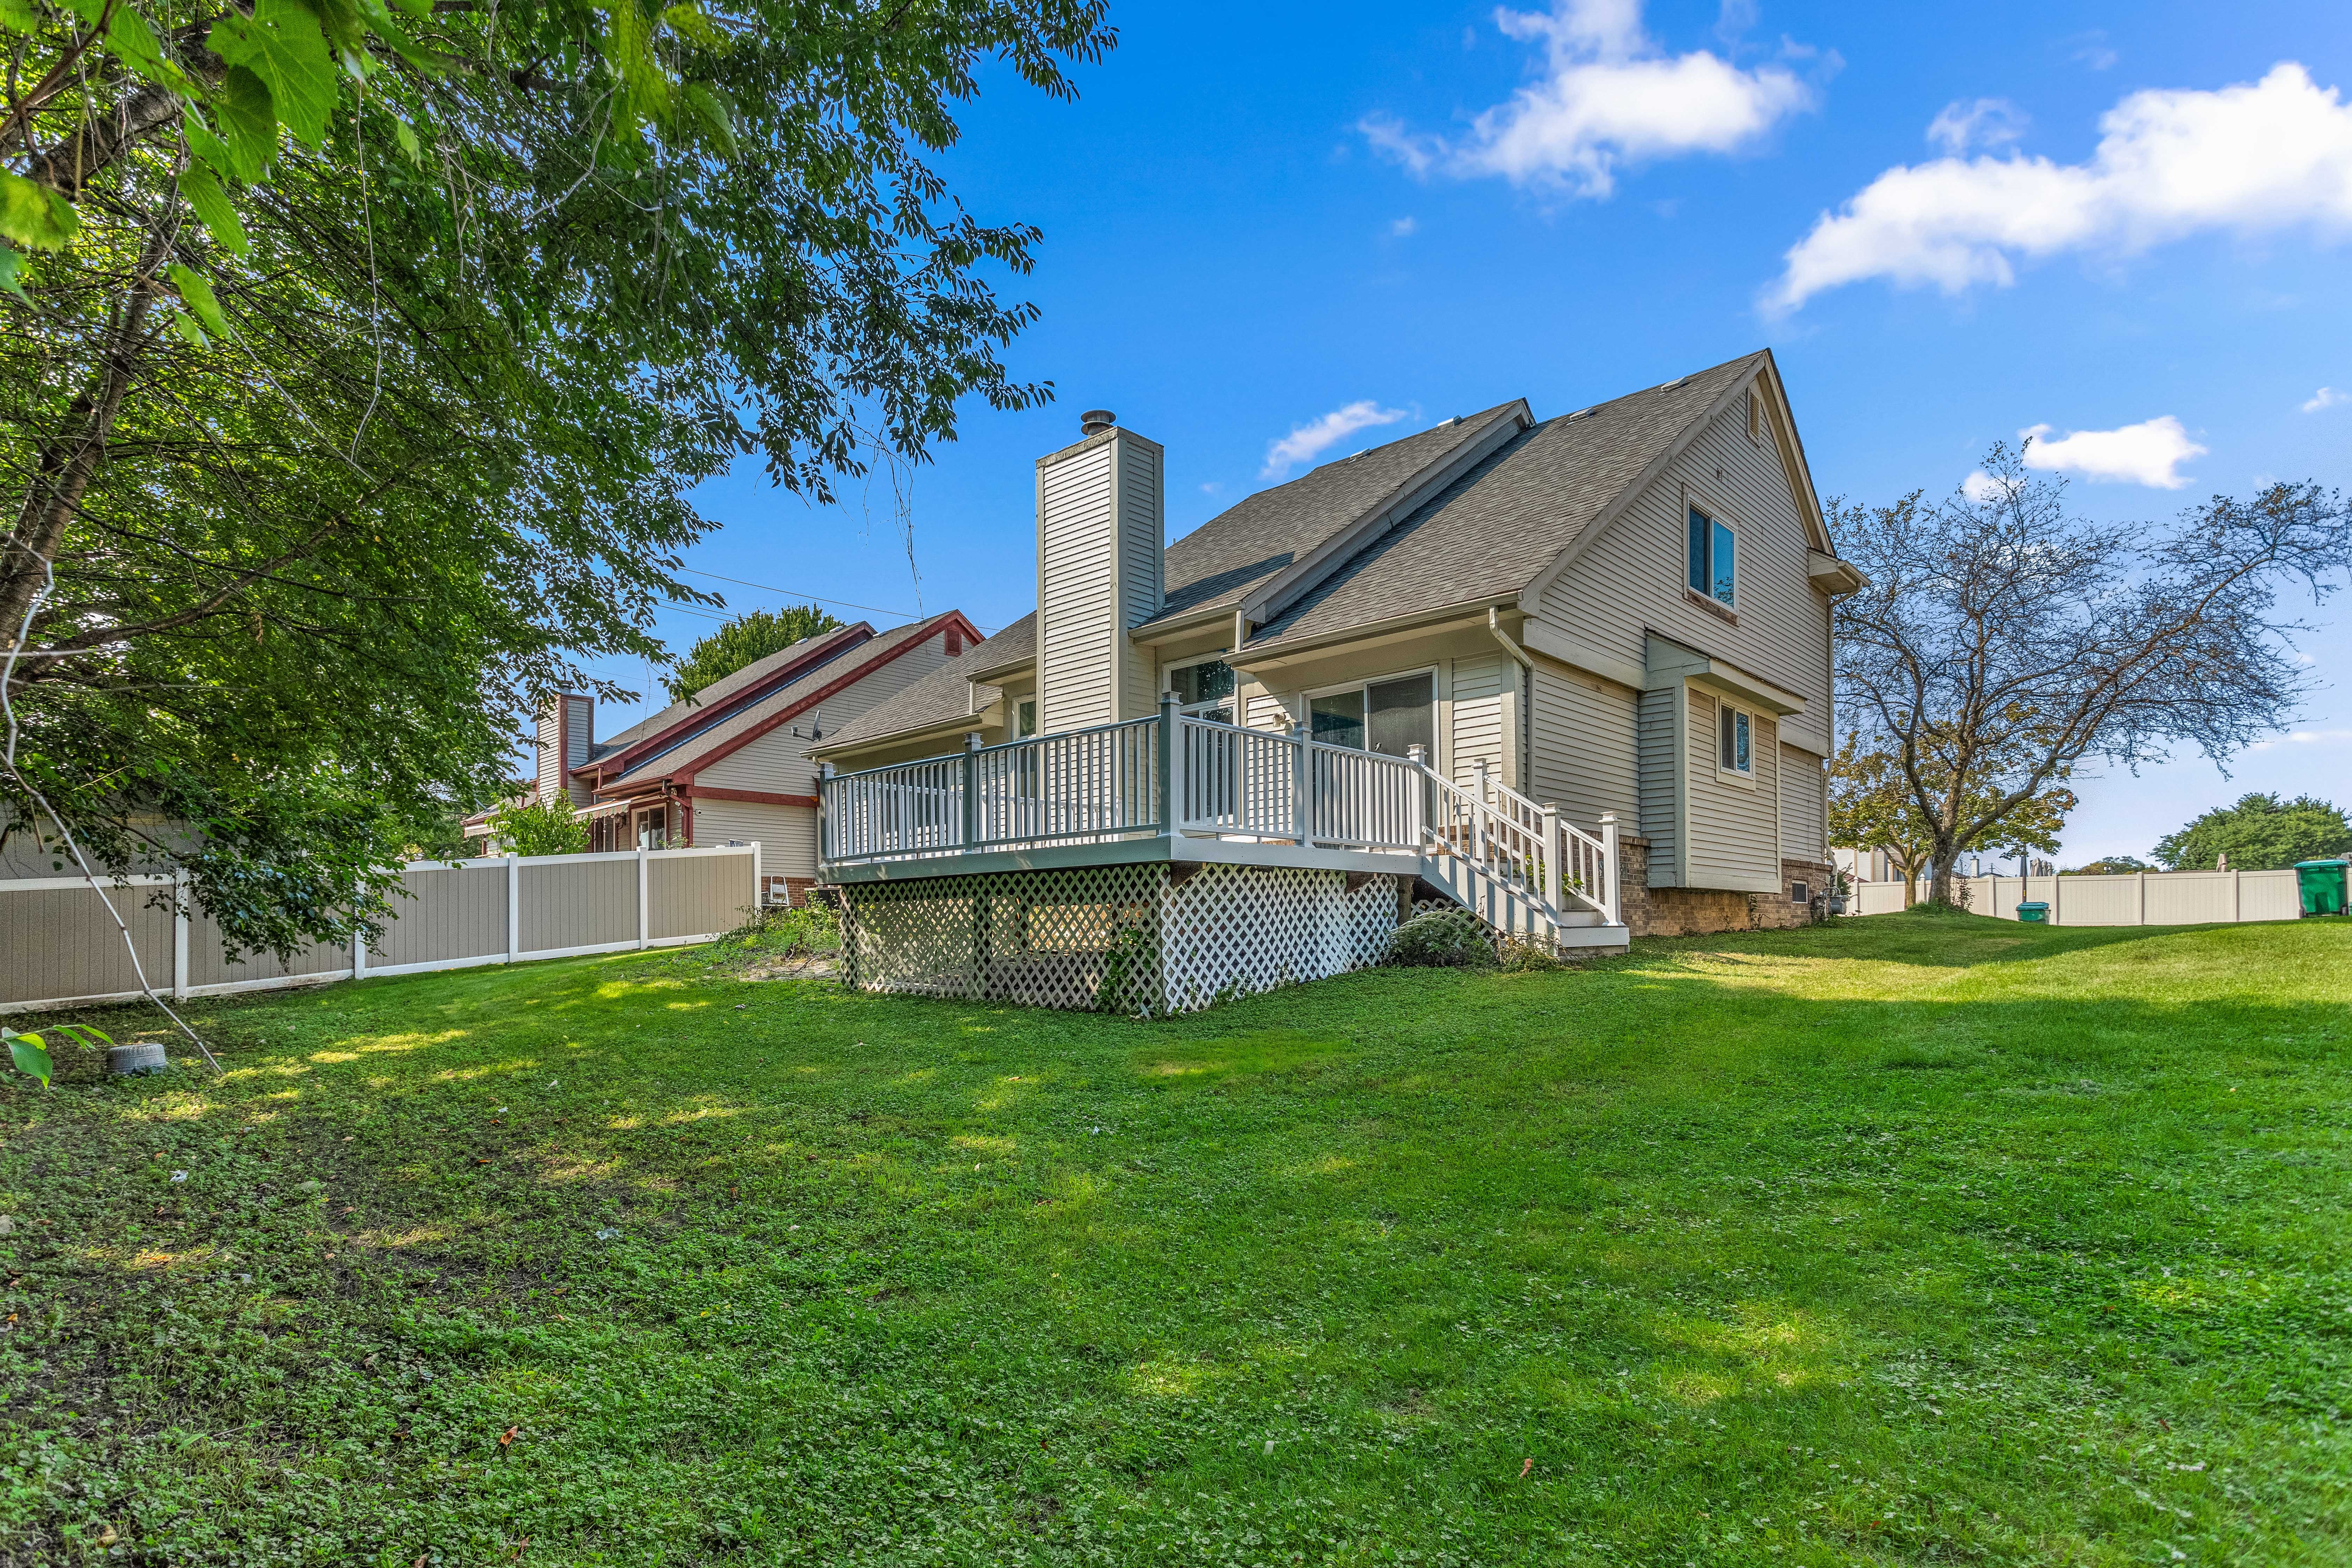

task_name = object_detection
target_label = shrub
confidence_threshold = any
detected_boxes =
[1384,908,1498,969]
[485,796,588,857]
[1498,938,1563,972]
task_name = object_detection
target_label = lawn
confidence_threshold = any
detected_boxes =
[2,910,2347,1566]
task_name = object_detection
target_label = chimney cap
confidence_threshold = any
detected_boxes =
[1079,409,1116,436]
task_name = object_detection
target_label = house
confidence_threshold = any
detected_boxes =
[820,349,1861,1012]
[496,612,981,905]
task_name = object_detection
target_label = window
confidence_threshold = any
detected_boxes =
[1686,505,1735,610]
[1167,658,1236,723]
[1016,699,1037,738]
[1309,671,1436,758]
[1790,881,1811,904]
[1717,701,1752,776]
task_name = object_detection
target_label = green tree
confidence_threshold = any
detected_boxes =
[665,605,844,703]
[1830,733,2072,903]
[2153,793,2352,871]
[1834,447,2350,905]
[486,795,589,858]
[0,0,1111,959]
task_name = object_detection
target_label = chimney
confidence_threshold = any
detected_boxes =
[1035,411,1163,734]
[534,691,595,806]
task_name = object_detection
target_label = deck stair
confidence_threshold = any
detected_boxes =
[1409,755,1628,951]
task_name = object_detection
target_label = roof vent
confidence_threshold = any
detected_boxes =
[1079,409,1116,436]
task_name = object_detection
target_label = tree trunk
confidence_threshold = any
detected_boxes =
[0,234,169,657]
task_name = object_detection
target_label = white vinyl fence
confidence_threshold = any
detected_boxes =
[1848,866,2303,926]
[0,844,759,1015]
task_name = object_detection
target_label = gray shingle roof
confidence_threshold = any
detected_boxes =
[588,623,870,762]
[1143,402,1528,627]
[794,352,1765,756]
[1245,353,1763,651]
[816,613,1034,753]
[608,616,950,784]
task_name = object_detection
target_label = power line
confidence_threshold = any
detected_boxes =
[674,567,925,623]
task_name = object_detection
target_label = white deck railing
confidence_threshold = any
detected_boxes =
[819,697,1618,927]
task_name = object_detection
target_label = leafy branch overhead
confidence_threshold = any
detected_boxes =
[0,0,1112,959]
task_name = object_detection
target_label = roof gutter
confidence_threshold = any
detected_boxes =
[1487,607,1532,670]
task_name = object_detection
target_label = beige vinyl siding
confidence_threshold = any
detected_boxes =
[697,635,952,798]
[1778,742,1827,862]
[1637,685,1681,884]
[1038,442,1118,732]
[1449,652,1508,785]
[1117,439,1164,721]
[1527,663,1637,831]
[1245,691,1294,732]
[562,695,592,803]
[1536,385,1833,752]
[1684,690,1782,891]
[690,796,802,851]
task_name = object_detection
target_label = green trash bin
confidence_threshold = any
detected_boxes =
[2294,859,2348,917]
[2016,901,2050,924]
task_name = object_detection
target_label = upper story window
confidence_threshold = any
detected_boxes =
[1718,700,1753,777]
[1687,505,1735,610]
[1167,658,1236,723]
[1309,671,1435,758]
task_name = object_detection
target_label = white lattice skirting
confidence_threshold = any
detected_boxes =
[839,863,1406,1015]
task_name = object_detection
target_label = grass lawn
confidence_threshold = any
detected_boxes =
[2,911,2347,1566]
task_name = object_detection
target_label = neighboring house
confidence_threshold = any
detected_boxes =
[483,612,981,904]
[812,350,1862,1014]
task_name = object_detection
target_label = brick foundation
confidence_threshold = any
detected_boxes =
[764,875,817,909]
[1617,837,1832,938]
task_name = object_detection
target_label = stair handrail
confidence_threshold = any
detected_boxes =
[1409,753,1616,923]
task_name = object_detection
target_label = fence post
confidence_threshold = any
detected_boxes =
[2136,869,2147,925]
[1540,804,1560,913]
[353,923,366,980]
[636,845,650,950]
[2230,868,2242,922]
[960,732,981,849]
[2050,872,2062,927]
[506,854,520,962]
[1599,813,1619,925]
[1292,722,1310,844]
[751,840,764,910]
[172,869,189,1001]
[1155,692,1177,836]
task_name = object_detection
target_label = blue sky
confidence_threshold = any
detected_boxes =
[579,0,2352,865]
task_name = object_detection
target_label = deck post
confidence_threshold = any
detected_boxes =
[1292,722,1310,845]
[1155,693,1177,836]
[1599,812,1620,926]
[1406,745,1428,848]
[1540,804,1560,914]
[960,733,980,849]
[1471,759,1489,868]
[816,762,833,864]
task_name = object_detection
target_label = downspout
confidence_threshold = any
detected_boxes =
[1488,608,1533,791]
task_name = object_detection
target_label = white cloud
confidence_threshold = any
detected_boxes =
[1960,469,2006,503]
[1768,63,2352,313]
[2019,415,2206,488]
[1262,401,1410,479]
[2303,385,2346,412]
[2249,728,2352,749]
[1927,97,2027,155]
[1360,0,1820,199]
[1390,215,1419,237]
